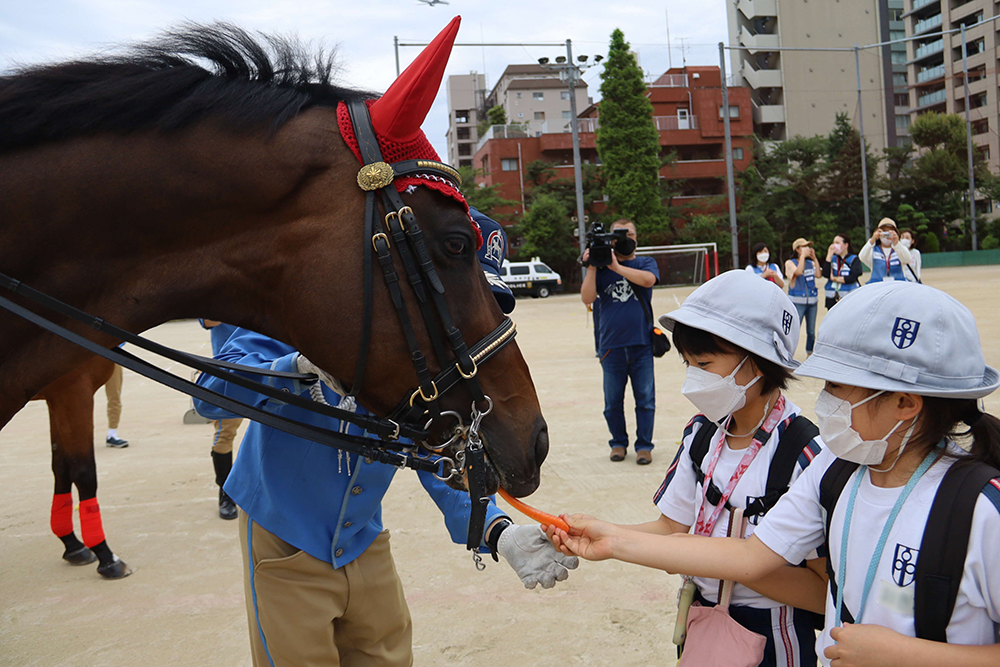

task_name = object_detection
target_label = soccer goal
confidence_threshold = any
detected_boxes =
[636,243,719,287]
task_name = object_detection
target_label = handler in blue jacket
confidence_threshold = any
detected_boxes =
[195,210,576,667]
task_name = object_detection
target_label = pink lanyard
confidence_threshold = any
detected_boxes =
[694,395,786,536]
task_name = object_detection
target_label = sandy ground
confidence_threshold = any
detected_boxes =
[2,266,999,667]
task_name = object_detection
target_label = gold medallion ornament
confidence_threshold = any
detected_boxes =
[357,162,394,191]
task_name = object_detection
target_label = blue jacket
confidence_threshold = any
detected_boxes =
[787,258,818,305]
[868,244,906,283]
[193,328,507,568]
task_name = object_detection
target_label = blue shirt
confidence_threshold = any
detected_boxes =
[198,319,237,356]
[193,328,507,568]
[595,256,660,351]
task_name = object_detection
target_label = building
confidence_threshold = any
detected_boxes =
[445,72,486,169]
[906,0,998,172]
[472,66,754,220]
[727,0,909,150]
[484,64,590,138]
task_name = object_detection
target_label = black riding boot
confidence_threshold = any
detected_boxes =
[212,451,238,521]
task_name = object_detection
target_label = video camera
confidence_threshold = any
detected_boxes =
[583,222,628,268]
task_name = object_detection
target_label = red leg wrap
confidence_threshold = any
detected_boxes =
[79,497,106,547]
[50,493,74,537]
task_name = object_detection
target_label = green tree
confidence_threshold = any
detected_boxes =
[595,28,665,234]
[521,159,605,221]
[477,105,508,137]
[514,194,578,279]
[458,166,518,223]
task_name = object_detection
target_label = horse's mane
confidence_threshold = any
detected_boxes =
[0,23,375,153]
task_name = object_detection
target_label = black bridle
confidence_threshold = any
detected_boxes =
[0,100,517,562]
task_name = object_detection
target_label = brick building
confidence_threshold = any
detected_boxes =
[472,66,754,221]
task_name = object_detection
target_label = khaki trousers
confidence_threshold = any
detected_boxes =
[105,364,123,429]
[238,510,413,667]
[212,418,241,454]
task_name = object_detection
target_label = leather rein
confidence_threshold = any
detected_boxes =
[0,100,517,561]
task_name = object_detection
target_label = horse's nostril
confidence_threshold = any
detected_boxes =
[534,422,549,467]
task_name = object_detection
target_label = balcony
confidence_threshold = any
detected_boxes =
[912,0,938,11]
[556,115,699,135]
[736,0,777,19]
[476,124,529,152]
[916,64,946,84]
[912,13,942,35]
[916,88,947,107]
[741,60,783,89]
[752,101,785,124]
[914,39,944,60]
[738,26,779,52]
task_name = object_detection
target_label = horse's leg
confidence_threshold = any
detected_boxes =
[49,414,97,565]
[45,381,132,579]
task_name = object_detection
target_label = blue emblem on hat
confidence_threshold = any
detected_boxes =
[892,317,920,349]
[781,310,792,335]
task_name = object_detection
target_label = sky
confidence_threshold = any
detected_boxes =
[0,0,729,158]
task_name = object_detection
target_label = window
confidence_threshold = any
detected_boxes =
[562,110,573,120]
[717,105,741,119]
[890,30,905,41]
[455,110,469,123]
[894,93,909,107]
[890,51,907,64]
[889,7,903,21]
[733,147,744,161]
[458,143,471,156]
[516,92,522,99]
[533,264,553,273]
[896,114,911,130]
[510,266,530,276]
[501,158,518,171]
[893,73,908,86]
[456,127,470,140]
[534,111,545,120]
[561,91,571,100]
[499,266,508,276]
[459,159,473,168]
[533,92,544,100]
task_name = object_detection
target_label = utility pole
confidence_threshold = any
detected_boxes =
[566,39,588,280]
[855,46,872,240]
[719,43,739,269]
[962,24,978,250]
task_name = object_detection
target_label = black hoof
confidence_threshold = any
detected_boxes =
[97,557,133,580]
[63,545,98,566]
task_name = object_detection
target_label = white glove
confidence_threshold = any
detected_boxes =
[295,354,346,396]
[497,524,579,590]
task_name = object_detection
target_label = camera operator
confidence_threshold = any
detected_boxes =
[581,219,660,465]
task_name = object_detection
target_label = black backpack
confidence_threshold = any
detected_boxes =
[688,414,820,520]
[819,457,1000,641]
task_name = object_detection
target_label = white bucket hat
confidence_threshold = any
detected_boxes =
[658,269,800,369]
[796,281,998,398]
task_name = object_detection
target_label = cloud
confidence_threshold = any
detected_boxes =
[1,0,727,157]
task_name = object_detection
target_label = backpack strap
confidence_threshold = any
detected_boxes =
[819,458,860,625]
[744,416,820,517]
[689,418,720,503]
[914,462,1000,642]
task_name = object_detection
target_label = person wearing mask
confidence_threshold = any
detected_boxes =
[581,219,660,465]
[785,238,819,357]
[900,229,922,283]
[745,242,785,288]
[860,218,911,284]
[821,234,863,308]
[551,280,1000,667]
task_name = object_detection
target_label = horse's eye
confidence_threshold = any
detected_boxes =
[445,238,467,256]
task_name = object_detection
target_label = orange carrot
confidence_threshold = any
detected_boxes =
[497,488,570,532]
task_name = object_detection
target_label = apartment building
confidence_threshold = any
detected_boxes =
[727,0,909,150]
[485,64,590,138]
[445,72,486,169]
[906,0,999,172]
[472,66,754,219]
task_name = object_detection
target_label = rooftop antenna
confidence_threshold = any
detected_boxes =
[680,37,688,69]
[666,7,673,69]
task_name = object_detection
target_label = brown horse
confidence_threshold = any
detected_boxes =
[0,23,547,513]
[32,357,131,578]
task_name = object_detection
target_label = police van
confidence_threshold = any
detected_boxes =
[498,257,563,298]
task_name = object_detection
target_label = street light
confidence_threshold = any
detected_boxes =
[538,40,602,279]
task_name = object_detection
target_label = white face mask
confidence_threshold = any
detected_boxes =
[757,252,769,264]
[900,238,911,249]
[814,389,914,467]
[681,356,761,423]
[831,243,843,255]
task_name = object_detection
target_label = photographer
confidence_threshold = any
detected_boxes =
[581,219,659,465]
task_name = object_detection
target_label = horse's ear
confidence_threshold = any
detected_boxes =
[370,16,461,143]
